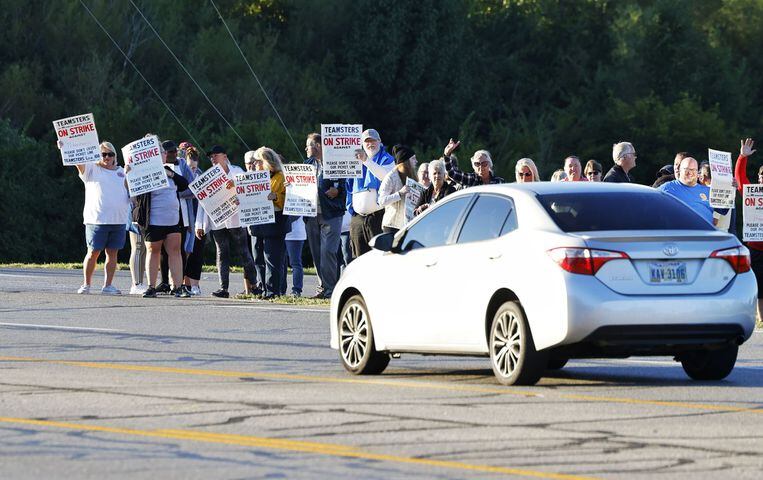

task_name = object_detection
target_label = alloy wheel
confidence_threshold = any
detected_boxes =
[340,303,368,368]
[492,310,522,378]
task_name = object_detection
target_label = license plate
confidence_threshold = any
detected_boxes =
[649,262,687,284]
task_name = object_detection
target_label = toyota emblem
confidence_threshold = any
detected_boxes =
[663,244,679,257]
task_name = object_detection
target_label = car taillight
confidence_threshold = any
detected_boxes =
[710,246,751,274]
[548,247,629,275]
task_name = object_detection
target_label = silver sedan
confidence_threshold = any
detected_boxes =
[330,182,757,385]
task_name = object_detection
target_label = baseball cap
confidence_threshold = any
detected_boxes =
[361,129,381,142]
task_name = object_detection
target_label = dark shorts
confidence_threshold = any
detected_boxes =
[85,224,126,251]
[144,224,184,243]
[750,248,763,299]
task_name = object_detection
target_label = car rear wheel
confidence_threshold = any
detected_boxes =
[680,344,738,381]
[339,295,390,375]
[489,301,547,385]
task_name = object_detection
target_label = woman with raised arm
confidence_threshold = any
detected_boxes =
[734,138,762,321]
[442,138,505,187]
[73,141,131,295]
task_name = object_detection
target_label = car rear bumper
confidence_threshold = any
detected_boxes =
[557,272,757,351]
[551,323,746,358]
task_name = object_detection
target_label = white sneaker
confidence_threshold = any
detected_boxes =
[77,284,91,294]
[190,285,201,296]
[101,285,121,295]
[129,283,148,295]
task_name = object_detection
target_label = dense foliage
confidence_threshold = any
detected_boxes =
[2,0,762,261]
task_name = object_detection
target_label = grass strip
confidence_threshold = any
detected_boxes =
[234,293,329,306]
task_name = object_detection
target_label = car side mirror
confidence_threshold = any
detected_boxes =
[369,232,396,252]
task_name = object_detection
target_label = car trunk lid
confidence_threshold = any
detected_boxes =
[572,230,741,295]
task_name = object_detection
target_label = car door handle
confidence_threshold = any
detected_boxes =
[425,260,438,267]
[488,253,502,260]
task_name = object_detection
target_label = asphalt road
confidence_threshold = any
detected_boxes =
[0,268,762,479]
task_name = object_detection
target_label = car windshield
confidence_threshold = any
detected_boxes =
[536,191,716,232]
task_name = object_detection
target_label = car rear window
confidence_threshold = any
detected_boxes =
[536,192,716,232]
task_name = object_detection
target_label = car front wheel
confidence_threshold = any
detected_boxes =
[489,301,547,385]
[680,344,738,381]
[339,295,390,375]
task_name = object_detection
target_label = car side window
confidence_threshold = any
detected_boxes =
[500,203,518,235]
[457,194,516,244]
[400,196,472,251]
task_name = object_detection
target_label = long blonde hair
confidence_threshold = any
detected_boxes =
[515,158,539,182]
[254,146,283,172]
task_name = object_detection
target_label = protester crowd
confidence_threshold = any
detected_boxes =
[69,130,763,317]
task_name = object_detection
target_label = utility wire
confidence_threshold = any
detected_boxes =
[209,0,304,161]
[79,0,201,148]
[128,0,251,151]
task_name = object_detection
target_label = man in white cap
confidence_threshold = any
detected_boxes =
[348,128,394,258]
[603,141,637,183]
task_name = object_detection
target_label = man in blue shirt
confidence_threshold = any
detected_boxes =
[659,156,716,226]
[349,129,394,258]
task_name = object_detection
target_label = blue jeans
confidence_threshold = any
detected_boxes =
[285,240,304,295]
[338,231,352,274]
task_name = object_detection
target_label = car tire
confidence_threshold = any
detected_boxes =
[680,344,738,381]
[489,301,548,385]
[546,355,569,371]
[338,295,390,375]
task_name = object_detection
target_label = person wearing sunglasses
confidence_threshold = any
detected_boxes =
[515,158,539,183]
[584,159,603,182]
[249,147,290,299]
[443,138,505,188]
[72,141,131,295]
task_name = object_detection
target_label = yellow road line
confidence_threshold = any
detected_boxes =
[0,416,597,480]
[558,393,760,413]
[0,355,540,397]
[1,356,761,414]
